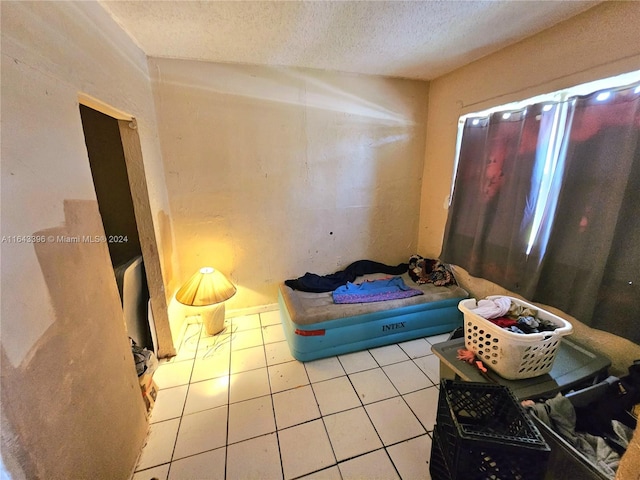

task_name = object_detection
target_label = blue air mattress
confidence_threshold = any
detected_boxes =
[278,273,468,361]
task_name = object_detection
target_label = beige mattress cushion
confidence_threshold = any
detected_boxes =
[280,272,468,326]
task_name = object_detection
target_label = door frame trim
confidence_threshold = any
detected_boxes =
[79,94,175,358]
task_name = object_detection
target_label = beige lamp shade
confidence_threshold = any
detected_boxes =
[175,267,236,307]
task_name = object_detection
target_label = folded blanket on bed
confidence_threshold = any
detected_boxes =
[332,276,423,304]
[285,260,409,293]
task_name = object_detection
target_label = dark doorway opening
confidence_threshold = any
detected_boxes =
[79,105,153,351]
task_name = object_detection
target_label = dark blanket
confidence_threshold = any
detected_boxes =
[285,260,409,293]
[408,254,457,287]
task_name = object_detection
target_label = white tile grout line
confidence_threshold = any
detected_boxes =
[165,324,198,478]
[222,322,234,480]
[260,312,289,480]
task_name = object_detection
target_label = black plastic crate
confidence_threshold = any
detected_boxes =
[436,380,551,479]
[429,427,453,480]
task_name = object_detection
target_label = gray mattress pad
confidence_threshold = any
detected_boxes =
[280,272,468,326]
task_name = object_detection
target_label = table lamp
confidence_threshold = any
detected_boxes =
[175,267,237,335]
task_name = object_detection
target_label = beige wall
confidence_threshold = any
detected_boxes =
[1,2,173,478]
[418,1,640,258]
[151,59,429,318]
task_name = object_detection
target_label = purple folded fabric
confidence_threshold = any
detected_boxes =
[332,276,424,304]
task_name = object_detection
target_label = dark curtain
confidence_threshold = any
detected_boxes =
[533,85,640,343]
[442,82,640,344]
[441,104,557,293]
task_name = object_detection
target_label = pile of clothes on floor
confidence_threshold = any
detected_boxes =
[470,295,558,334]
[131,338,157,376]
[523,361,640,479]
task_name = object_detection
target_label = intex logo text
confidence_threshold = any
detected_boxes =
[382,322,406,331]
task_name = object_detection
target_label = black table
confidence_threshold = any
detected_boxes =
[431,337,611,400]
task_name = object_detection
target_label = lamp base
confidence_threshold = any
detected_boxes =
[201,303,226,336]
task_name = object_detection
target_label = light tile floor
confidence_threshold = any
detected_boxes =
[132,308,450,480]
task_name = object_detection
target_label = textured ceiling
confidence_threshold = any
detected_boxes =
[99,0,600,81]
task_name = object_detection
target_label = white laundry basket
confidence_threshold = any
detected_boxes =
[459,296,573,380]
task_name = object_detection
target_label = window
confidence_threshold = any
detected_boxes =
[442,71,640,343]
